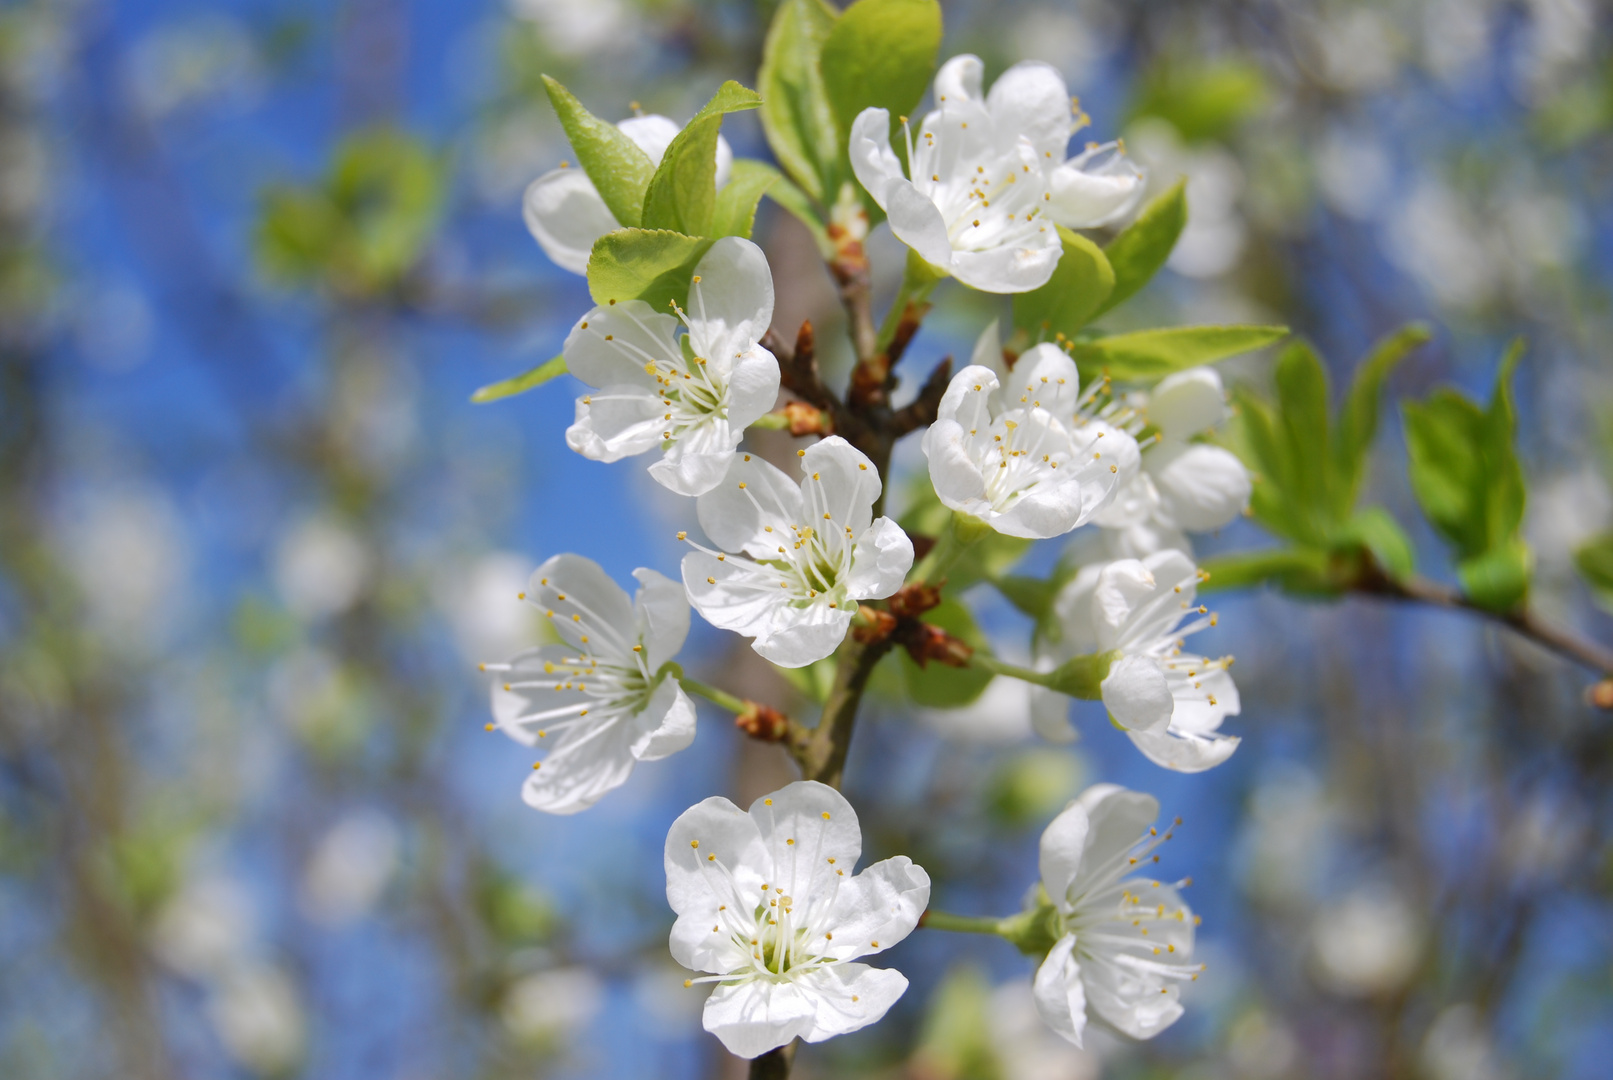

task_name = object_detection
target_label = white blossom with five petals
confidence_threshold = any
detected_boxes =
[561,237,781,496]
[524,113,733,274]
[484,554,695,814]
[1034,549,1240,771]
[922,344,1140,539]
[681,437,913,667]
[849,55,1145,293]
[1093,367,1252,557]
[1032,783,1203,1047]
[665,781,931,1058]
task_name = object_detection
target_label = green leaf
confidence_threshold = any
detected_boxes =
[1197,547,1336,594]
[820,0,942,156]
[1272,341,1334,542]
[1574,532,1613,594]
[1130,57,1269,143]
[471,355,566,404]
[711,159,780,239]
[586,228,714,311]
[1070,323,1287,381]
[1331,323,1431,517]
[758,0,842,204]
[1012,227,1115,342]
[541,75,655,228]
[1458,538,1533,614]
[641,81,763,236]
[764,173,833,256]
[1483,339,1527,543]
[1338,506,1415,580]
[995,574,1057,622]
[898,599,994,707]
[1091,179,1186,318]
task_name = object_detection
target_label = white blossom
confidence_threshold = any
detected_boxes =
[1092,367,1251,557]
[1033,784,1203,1047]
[1037,549,1240,771]
[562,237,781,496]
[665,780,930,1058]
[485,553,695,814]
[681,437,913,667]
[524,113,732,274]
[922,344,1138,539]
[848,55,1144,293]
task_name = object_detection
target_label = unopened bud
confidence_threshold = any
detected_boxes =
[851,605,898,644]
[903,623,974,668]
[783,400,829,437]
[735,701,790,742]
[887,581,943,620]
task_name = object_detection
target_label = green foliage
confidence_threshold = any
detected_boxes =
[1574,532,1613,601]
[471,356,566,404]
[899,476,1031,591]
[984,749,1084,830]
[1403,340,1532,611]
[641,82,763,235]
[1130,57,1269,142]
[758,0,842,205]
[257,129,445,296]
[897,598,994,707]
[913,966,1002,1080]
[820,0,943,155]
[1070,323,1288,381]
[1091,179,1187,318]
[586,228,715,310]
[1011,227,1115,342]
[540,75,656,227]
[764,173,835,255]
[710,160,780,240]
[1333,324,1433,517]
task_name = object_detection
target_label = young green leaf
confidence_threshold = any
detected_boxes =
[586,228,714,311]
[470,355,566,404]
[820,0,942,151]
[640,81,763,236]
[1458,538,1533,614]
[1068,323,1287,380]
[1338,506,1415,580]
[711,160,780,239]
[1091,179,1186,318]
[1196,547,1336,595]
[758,0,841,204]
[1574,532,1613,595]
[1273,341,1334,542]
[541,76,655,227]
[1011,227,1115,342]
[1331,323,1431,517]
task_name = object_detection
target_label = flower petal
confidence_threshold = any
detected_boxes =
[630,676,697,762]
[748,780,863,903]
[1047,142,1146,229]
[1168,663,1239,735]
[665,794,769,926]
[848,108,905,211]
[1038,803,1092,912]
[921,418,988,509]
[617,114,682,162]
[949,233,1062,294]
[701,978,818,1059]
[682,551,784,638]
[565,386,664,463]
[529,553,637,655]
[795,964,910,1044]
[695,453,805,556]
[522,717,639,815]
[687,237,775,364]
[884,179,955,271]
[1005,343,1082,417]
[970,319,1009,384]
[1147,367,1227,438]
[1101,654,1174,732]
[1068,783,1160,888]
[985,60,1073,161]
[820,856,930,961]
[728,346,783,429]
[802,436,879,538]
[522,166,619,275]
[934,54,986,108]
[1147,442,1251,532]
[751,603,853,668]
[633,567,691,669]
[846,517,915,600]
[563,301,680,390]
[1032,933,1088,1048]
[489,645,586,746]
[649,426,738,496]
[1126,727,1241,773]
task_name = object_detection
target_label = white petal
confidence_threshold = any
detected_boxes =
[1083,961,1184,1040]
[751,603,853,668]
[933,54,986,108]
[529,553,637,655]
[848,108,905,211]
[714,133,733,189]
[522,167,618,275]
[489,645,585,746]
[1101,654,1174,732]
[1047,143,1146,229]
[563,301,680,389]
[795,964,909,1043]
[985,60,1073,160]
[1029,683,1077,743]
[649,429,739,496]
[728,347,783,429]
[820,856,930,961]
[1147,367,1227,438]
[884,179,955,271]
[1032,934,1088,1048]
[682,552,782,638]
[1006,343,1082,417]
[802,436,880,538]
[565,387,664,463]
[617,114,682,163]
[521,717,638,814]
[921,418,988,510]
[630,676,697,762]
[991,478,1090,540]
[1069,783,1160,882]
[1090,559,1156,644]
[687,237,775,364]
[935,364,1000,429]
[949,234,1063,294]
[664,795,769,924]
[846,517,915,600]
[1104,518,1194,560]
[748,780,863,900]
[1169,664,1239,735]
[633,567,691,669]
[1092,471,1160,529]
[1126,727,1241,773]
[1148,442,1252,532]
[1047,564,1103,655]
[701,979,817,1059]
[970,319,1009,383]
[695,453,804,557]
[1038,802,1091,911]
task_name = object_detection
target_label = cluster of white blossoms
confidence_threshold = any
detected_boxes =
[482,43,1255,1063]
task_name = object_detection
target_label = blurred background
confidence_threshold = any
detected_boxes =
[2,0,1611,1078]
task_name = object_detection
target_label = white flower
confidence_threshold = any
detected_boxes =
[563,237,781,496]
[664,780,931,1058]
[485,553,696,814]
[848,55,1144,293]
[1093,367,1251,557]
[524,113,733,274]
[1037,549,1240,771]
[1032,784,1202,1047]
[922,345,1139,539]
[681,437,913,667]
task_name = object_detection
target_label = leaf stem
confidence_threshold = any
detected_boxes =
[919,909,1009,935]
[677,675,750,716]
